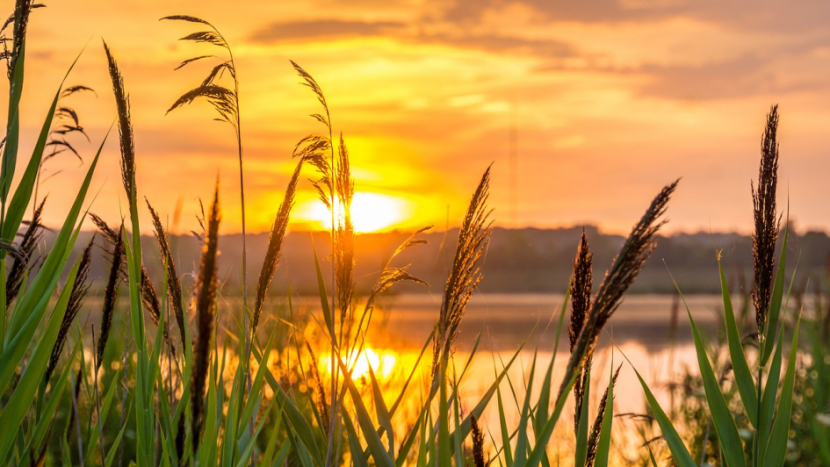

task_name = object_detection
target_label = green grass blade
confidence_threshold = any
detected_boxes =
[0,257,80,463]
[26,340,81,457]
[758,289,788,465]
[368,365,395,456]
[238,327,276,433]
[234,401,273,467]
[438,357,452,467]
[389,328,434,416]
[338,358,397,467]
[104,403,133,467]
[84,368,123,464]
[593,361,615,467]
[254,344,325,465]
[717,254,758,427]
[1,40,24,203]
[523,370,575,467]
[342,409,370,467]
[496,383,513,466]
[761,221,788,366]
[627,358,696,467]
[259,405,284,467]
[762,312,800,467]
[575,364,591,467]
[513,351,538,466]
[311,243,333,338]
[2,49,85,241]
[674,278,746,467]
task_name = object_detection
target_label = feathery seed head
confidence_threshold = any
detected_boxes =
[558,180,677,401]
[751,104,780,333]
[191,182,221,452]
[432,166,492,375]
[46,237,94,382]
[103,41,136,201]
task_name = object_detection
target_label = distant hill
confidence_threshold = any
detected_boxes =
[43,224,830,297]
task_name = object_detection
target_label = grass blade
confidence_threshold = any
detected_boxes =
[717,254,758,427]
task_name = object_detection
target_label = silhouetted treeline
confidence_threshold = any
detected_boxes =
[41,224,830,298]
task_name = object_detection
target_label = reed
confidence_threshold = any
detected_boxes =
[584,365,621,467]
[91,211,175,351]
[191,181,220,452]
[252,154,308,331]
[5,197,44,305]
[569,229,593,434]
[96,219,123,370]
[471,414,486,467]
[752,105,780,334]
[561,179,677,401]
[103,42,135,202]
[147,198,186,345]
[433,166,492,375]
[162,13,249,336]
[45,236,93,382]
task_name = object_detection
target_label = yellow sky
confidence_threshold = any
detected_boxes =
[7,0,830,235]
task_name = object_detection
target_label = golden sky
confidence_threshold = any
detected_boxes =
[8,0,830,234]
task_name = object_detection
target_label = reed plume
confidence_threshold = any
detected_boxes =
[1,0,38,79]
[6,197,45,305]
[97,223,123,370]
[191,182,220,452]
[558,180,677,400]
[751,105,780,333]
[471,414,486,467]
[103,41,135,200]
[35,85,96,211]
[334,135,355,326]
[346,226,429,363]
[584,365,621,467]
[45,237,93,382]
[90,212,174,351]
[147,199,186,345]
[432,167,492,375]
[290,60,331,131]
[252,153,308,332]
[569,229,593,434]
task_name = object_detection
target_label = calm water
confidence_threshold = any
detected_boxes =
[278,293,729,415]
[277,293,730,459]
[283,292,727,350]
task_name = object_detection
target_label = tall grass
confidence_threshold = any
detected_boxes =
[0,3,824,466]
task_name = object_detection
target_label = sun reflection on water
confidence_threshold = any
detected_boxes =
[319,347,399,380]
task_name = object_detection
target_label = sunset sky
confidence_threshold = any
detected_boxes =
[9,0,830,235]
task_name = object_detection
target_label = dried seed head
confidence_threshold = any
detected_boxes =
[147,199,186,345]
[7,197,46,306]
[585,365,622,467]
[103,41,136,201]
[559,180,677,401]
[471,414,486,467]
[569,229,593,433]
[751,105,780,333]
[46,237,94,382]
[253,155,306,331]
[569,229,593,353]
[97,226,123,369]
[191,182,220,452]
[432,166,492,376]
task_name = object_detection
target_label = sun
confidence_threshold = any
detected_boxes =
[298,191,412,233]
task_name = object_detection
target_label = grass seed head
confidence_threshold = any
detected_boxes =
[752,104,780,333]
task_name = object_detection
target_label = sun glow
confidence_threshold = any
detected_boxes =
[319,348,398,380]
[298,192,412,233]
